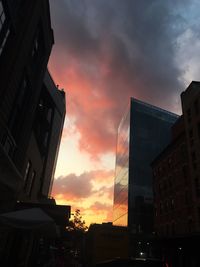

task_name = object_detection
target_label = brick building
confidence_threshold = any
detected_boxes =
[152,116,191,236]
[152,81,200,266]
[152,81,200,237]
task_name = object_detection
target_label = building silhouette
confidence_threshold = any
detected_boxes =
[0,1,70,266]
[85,223,129,266]
[151,82,200,266]
[0,0,65,210]
[152,81,200,237]
[113,98,178,255]
[152,116,189,237]
[19,70,66,203]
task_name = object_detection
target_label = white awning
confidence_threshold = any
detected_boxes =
[0,208,58,237]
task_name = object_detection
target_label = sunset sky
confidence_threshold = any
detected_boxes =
[48,0,200,226]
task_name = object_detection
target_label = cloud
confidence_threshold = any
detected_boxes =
[89,201,112,214]
[88,201,113,223]
[52,169,114,225]
[52,173,93,199]
[82,202,113,224]
[49,0,200,159]
[52,169,114,200]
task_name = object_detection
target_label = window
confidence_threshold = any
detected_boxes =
[47,108,52,123]
[185,191,189,205]
[0,1,10,56]
[193,162,197,170]
[192,151,196,162]
[190,138,194,147]
[172,223,175,235]
[198,208,200,224]
[26,171,36,196]
[3,134,15,157]
[166,224,169,236]
[0,1,5,32]
[31,36,39,58]
[24,161,31,185]
[187,108,191,123]
[182,165,188,185]
[188,219,192,232]
[43,131,49,148]
[158,183,162,197]
[154,207,157,217]
[171,199,174,210]
[9,75,31,138]
[18,77,29,107]
[160,202,163,215]
[0,28,9,55]
[165,201,168,213]
[34,89,54,155]
[197,122,200,139]
[31,26,44,65]
[195,177,200,197]
[189,129,193,138]
[168,176,172,189]
[180,144,187,160]
[194,99,199,115]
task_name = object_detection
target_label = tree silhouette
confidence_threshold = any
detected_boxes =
[73,209,88,232]
[67,209,88,233]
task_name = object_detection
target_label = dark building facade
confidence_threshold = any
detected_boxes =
[0,0,64,211]
[151,82,200,266]
[39,71,66,198]
[19,70,66,203]
[85,223,129,266]
[113,98,178,237]
[152,81,200,237]
[152,116,191,237]
[181,81,200,234]
[0,1,69,266]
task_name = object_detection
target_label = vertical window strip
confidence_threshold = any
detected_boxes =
[24,160,31,190]
[0,1,5,32]
[27,170,36,196]
[0,1,10,56]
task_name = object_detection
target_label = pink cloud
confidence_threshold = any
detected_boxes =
[48,0,188,159]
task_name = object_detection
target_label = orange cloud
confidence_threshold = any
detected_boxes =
[51,169,114,225]
[78,202,113,225]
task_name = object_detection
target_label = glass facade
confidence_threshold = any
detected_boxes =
[113,105,130,226]
[113,98,178,234]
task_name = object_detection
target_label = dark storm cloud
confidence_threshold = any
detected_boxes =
[49,0,195,156]
[50,0,189,100]
[85,0,187,106]
[50,0,100,57]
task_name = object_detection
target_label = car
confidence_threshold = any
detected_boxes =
[95,258,167,267]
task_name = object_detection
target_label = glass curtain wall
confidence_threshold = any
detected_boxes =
[113,105,130,226]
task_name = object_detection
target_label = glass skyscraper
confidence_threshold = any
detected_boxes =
[113,98,178,235]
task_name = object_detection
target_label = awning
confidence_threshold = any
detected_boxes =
[0,208,59,237]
